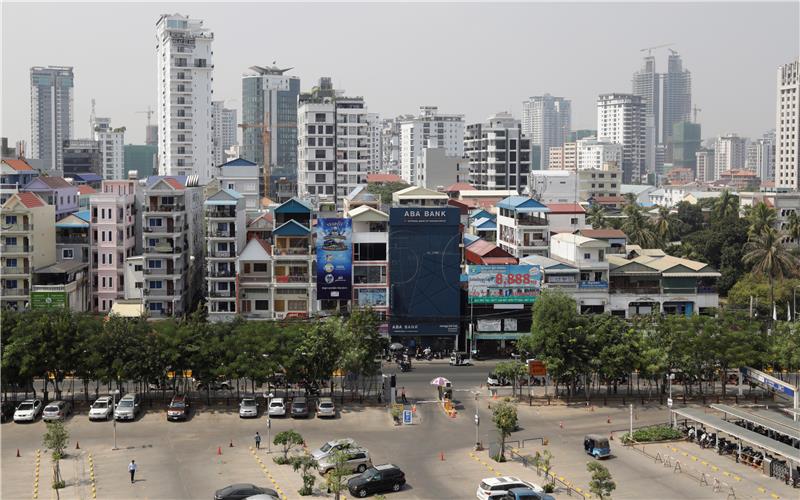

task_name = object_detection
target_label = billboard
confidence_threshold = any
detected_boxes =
[468,265,542,304]
[316,218,352,300]
[356,288,387,307]
[30,291,67,310]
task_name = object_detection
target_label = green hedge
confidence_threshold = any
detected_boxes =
[622,425,683,443]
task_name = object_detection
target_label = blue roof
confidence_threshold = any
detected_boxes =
[72,173,103,183]
[469,209,492,221]
[497,196,549,212]
[463,234,481,246]
[471,217,497,230]
[74,210,90,222]
[273,219,311,236]
[274,197,313,214]
[219,157,257,168]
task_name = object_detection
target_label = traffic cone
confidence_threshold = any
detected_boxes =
[607,417,611,424]
[440,451,445,461]
[217,447,222,455]
[229,440,234,448]
[610,433,614,441]
[76,441,80,450]
[559,421,563,429]
[16,448,21,457]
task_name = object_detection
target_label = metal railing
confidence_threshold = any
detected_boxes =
[1,244,32,253]
[2,288,30,297]
[144,204,185,213]
[1,223,33,231]
[1,266,30,275]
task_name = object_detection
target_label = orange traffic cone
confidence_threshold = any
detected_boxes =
[440,451,445,461]
[217,446,222,455]
[559,421,564,429]
[607,417,611,424]
[610,433,614,441]
[76,441,80,450]
[16,448,21,457]
[229,440,234,448]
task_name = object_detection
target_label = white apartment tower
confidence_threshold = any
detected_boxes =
[93,118,125,180]
[522,95,571,169]
[399,106,464,184]
[30,66,74,172]
[365,113,383,173]
[465,112,532,192]
[776,60,799,190]
[746,131,775,183]
[696,149,715,182]
[212,101,237,167]
[597,93,647,184]
[156,14,214,184]
[714,134,747,179]
[575,138,623,171]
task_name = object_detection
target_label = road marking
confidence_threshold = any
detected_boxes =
[249,447,288,500]
[770,493,780,499]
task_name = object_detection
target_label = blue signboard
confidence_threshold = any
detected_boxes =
[316,218,352,300]
[403,409,412,425]
[468,265,543,304]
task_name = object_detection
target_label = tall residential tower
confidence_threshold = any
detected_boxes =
[521,95,571,170]
[30,66,74,172]
[775,60,799,190]
[597,93,647,183]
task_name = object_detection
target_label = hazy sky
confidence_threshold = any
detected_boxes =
[2,2,798,146]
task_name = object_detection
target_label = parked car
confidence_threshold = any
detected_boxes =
[42,400,72,422]
[311,438,358,461]
[316,397,336,418]
[88,396,113,421]
[114,393,141,421]
[318,448,371,475]
[347,464,406,497]
[290,397,309,419]
[213,483,278,500]
[13,399,43,423]
[498,487,553,500]
[167,395,190,421]
[239,398,258,418]
[2,401,17,423]
[267,397,285,417]
[476,477,541,500]
[196,379,232,391]
[487,373,509,387]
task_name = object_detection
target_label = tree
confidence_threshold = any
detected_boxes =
[366,181,409,204]
[44,420,69,490]
[743,227,798,313]
[674,201,704,235]
[292,318,341,390]
[586,204,608,229]
[587,461,616,499]
[494,361,527,397]
[325,448,354,500]
[786,210,800,244]
[653,206,681,245]
[273,430,304,463]
[621,205,657,248]
[712,190,739,223]
[338,308,387,399]
[747,201,777,240]
[291,454,319,496]
[622,192,638,209]
[491,401,517,462]
[768,322,800,371]
[538,449,555,487]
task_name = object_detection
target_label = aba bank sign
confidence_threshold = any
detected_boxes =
[390,207,459,226]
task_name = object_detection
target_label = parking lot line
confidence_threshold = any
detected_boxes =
[248,446,288,500]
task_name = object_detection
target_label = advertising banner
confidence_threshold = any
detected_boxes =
[356,288,387,307]
[30,291,67,310]
[468,265,542,304]
[316,218,352,300]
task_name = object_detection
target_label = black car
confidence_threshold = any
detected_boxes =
[1,401,16,423]
[347,464,406,497]
[291,396,309,418]
[213,483,278,500]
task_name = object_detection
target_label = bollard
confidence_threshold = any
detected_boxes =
[17,448,21,457]
[440,451,445,461]
[217,446,222,455]
[229,440,234,448]
[76,441,80,450]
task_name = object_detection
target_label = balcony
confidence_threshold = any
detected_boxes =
[663,287,703,295]
[578,281,609,289]
[143,288,177,297]
[2,288,30,297]
[239,274,271,285]
[57,236,88,245]
[2,223,33,232]
[143,224,181,234]
[208,249,236,258]
[516,215,548,226]
[275,275,310,284]
[1,267,30,275]
[207,268,236,278]
[208,230,235,238]
[272,247,310,257]
[206,208,237,219]
[1,244,32,254]
[143,266,183,276]
[145,244,184,255]
[610,286,661,295]
[145,204,186,213]
[209,288,234,298]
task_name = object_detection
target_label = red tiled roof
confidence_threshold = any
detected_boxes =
[444,182,475,192]
[164,178,185,190]
[366,173,403,183]
[16,192,46,208]
[3,159,34,171]
[33,176,73,189]
[594,196,624,203]
[78,185,97,195]
[255,238,272,254]
[482,256,518,265]
[546,203,585,214]
[578,229,627,239]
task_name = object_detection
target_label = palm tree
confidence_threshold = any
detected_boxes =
[712,190,739,221]
[622,193,638,209]
[586,204,608,229]
[621,204,658,248]
[786,210,800,244]
[747,201,777,239]
[743,227,798,314]
[653,206,681,245]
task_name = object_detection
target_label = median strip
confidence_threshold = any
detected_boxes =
[249,447,288,500]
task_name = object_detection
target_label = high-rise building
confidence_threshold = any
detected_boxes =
[241,65,301,198]
[714,134,747,179]
[93,118,125,180]
[62,139,102,177]
[156,14,214,183]
[297,78,372,202]
[663,51,692,150]
[30,66,74,172]
[695,148,715,182]
[399,106,464,184]
[747,131,775,183]
[204,188,246,321]
[123,145,158,179]
[145,125,158,147]
[365,113,383,173]
[671,121,701,172]
[381,117,408,175]
[575,138,623,171]
[597,93,647,183]
[212,101,237,167]
[521,95,571,169]
[465,112,531,192]
[775,60,799,190]
[632,56,660,146]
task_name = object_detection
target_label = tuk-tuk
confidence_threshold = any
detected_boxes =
[584,434,611,459]
[449,351,472,366]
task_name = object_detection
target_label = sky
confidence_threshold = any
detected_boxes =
[2,1,798,146]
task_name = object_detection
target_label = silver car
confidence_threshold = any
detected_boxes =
[13,399,43,422]
[311,438,358,461]
[267,397,286,417]
[42,400,72,422]
[88,396,113,421]
[316,397,336,418]
[239,398,258,418]
[318,448,371,475]
[114,394,141,421]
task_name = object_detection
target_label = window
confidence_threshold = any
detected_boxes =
[584,253,591,260]
[148,259,162,269]
[353,266,386,284]
[149,218,163,227]
[6,258,16,267]
[150,281,163,289]
[570,217,579,225]
[353,243,386,261]
[255,300,269,311]
[135,282,143,289]
[315,113,326,123]
[62,248,74,260]
[315,150,326,159]
[253,263,268,273]
[315,174,326,183]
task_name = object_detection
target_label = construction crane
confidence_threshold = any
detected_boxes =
[692,106,702,123]
[137,106,155,126]
[640,43,674,56]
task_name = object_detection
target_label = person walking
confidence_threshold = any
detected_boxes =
[401,387,408,404]
[128,460,137,483]
[254,432,262,450]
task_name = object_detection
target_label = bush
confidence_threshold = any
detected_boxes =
[543,483,555,493]
[622,425,683,443]
[491,454,507,462]
[52,480,65,490]
[273,456,290,465]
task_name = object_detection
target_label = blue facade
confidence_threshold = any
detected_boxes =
[389,207,461,337]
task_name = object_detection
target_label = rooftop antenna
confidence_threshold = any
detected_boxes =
[640,43,674,56]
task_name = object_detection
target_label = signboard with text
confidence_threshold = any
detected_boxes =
[30,291,67,310]
[316,218,352,300]
[468,265,542,304]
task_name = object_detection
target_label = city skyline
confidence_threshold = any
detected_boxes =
[2,2,798,148]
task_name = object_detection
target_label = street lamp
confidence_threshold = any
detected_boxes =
[474,391,481,451]
[266,392,274,453]
[111,388,120,450]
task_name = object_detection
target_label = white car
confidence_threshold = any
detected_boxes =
[239,398,258,418]
[267,397,286,417]
[89,396,113,421]
[13,399,43,422]
[311,438,357,461]
[476,477,541,500]
[316,397,336,418]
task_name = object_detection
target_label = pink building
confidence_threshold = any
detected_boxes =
[89,180,139,313]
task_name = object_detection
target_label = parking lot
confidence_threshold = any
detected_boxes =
[4,359,798,499]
